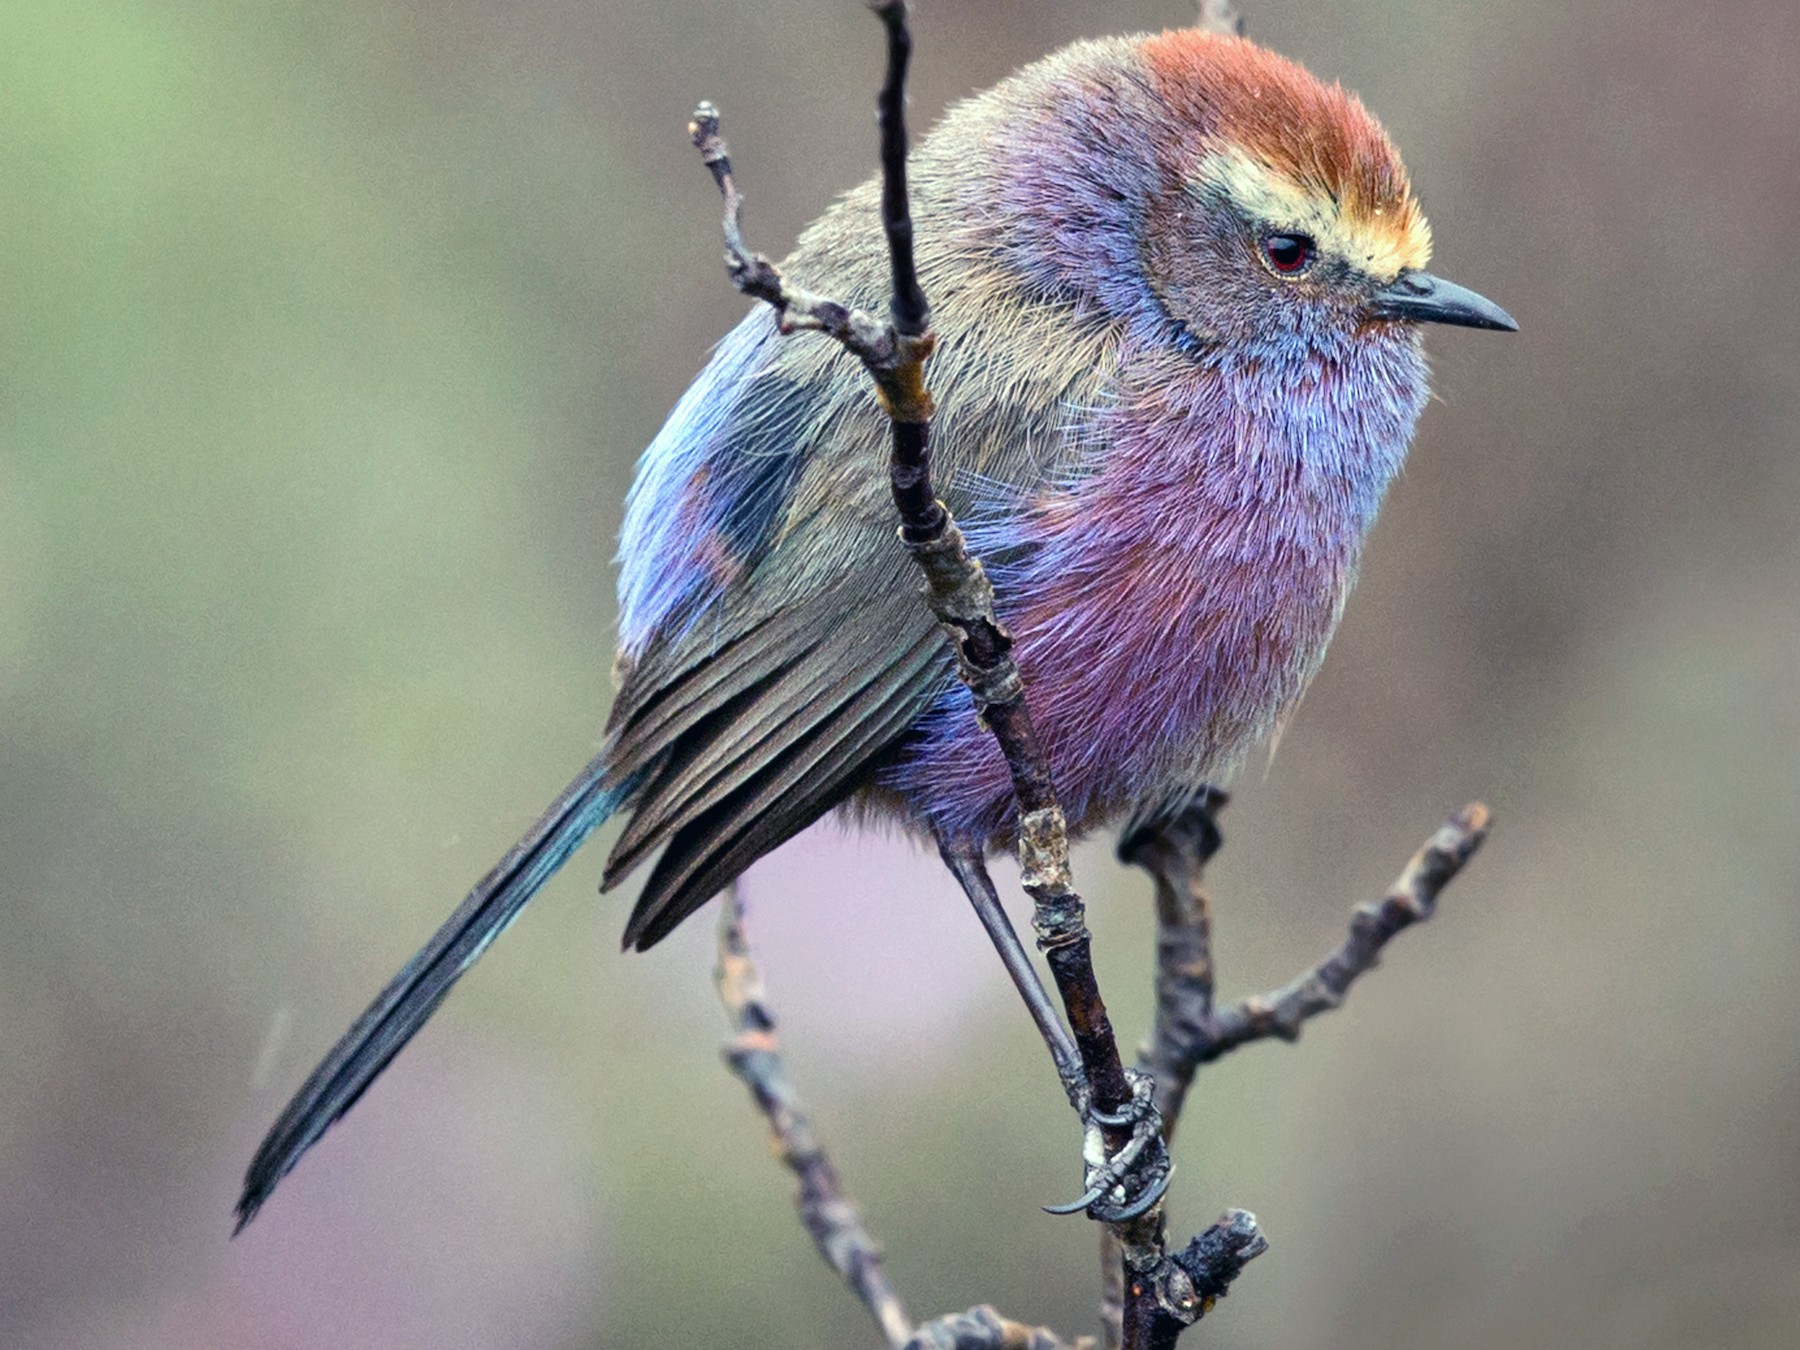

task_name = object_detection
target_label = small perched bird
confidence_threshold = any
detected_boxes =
[238,25,1513,1228]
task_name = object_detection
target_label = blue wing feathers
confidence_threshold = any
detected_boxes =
[615,308,819,655]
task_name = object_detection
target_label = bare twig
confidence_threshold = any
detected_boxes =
[1117,790,1231,1138]
[1097,799,1488,1346]
[720,885,1101,1347]
[874,1,928,338]
[1122,802,1491,1078]
[1203,804,1491,1057]
[1100,789,1229,1350]
[688,101,922,388]
[716,885,912,1349]
[690,0,1165,1238]
[868,6,1160,1237]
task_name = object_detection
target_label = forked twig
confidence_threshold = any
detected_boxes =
[1099,800,1489,1346]
[692,4,1488,1348]
[689,12,1190,1344]
[1122,802,1492,1098]
[716,885,912,1348]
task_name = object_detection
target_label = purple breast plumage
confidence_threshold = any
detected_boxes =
[614,29,1437,849]
[876,323,1428,843]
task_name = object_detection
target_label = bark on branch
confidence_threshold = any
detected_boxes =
[1121,801,1492,1104]
[715,886,912,1348]
[689,4,1487,1349]
[689,5,1207,1342]
[1098,799,1489,1346]
[690,1,1185,1314]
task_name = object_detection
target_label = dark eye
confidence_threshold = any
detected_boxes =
[1262,232,1315,275]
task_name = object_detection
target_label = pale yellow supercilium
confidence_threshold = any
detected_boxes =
[1195,146,1433,281]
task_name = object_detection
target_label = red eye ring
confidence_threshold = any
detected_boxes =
[1262,232,1315,275]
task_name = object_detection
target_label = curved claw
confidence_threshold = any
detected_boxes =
[1046,1071,1171,1219]
[1089,1162,1172,1223]
[1088,1071,1158,1129]
[1043,1185,1108,1217]
[1043,1153,1173,1220]
[1088,1101,1144,1129]
[1045,1123,1168,1218]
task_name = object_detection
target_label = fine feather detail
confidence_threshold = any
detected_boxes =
[240,26,1446,1230]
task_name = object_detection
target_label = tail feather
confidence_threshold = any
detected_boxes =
[234,750,628,1233]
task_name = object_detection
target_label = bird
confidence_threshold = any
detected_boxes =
[236,24,1514,1230]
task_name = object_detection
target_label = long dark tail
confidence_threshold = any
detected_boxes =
[234,750,629,1232]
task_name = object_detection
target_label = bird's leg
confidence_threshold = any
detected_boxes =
[936,836,1085,1104]
[938,834,1172,1223]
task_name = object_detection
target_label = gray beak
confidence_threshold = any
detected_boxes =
[1368,270,1518,332]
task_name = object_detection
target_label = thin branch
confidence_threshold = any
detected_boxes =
[720,884,1103,1349]
[1203,804,1491,1058]
[866,3,1157,1218]
[1101,787,1238,1348]
[1122,802,1491,1080]
[1099,789,1229,1350]
[1117,790,1230,1138]
[716,885,913,1349]
[874,1,928,336]
[1098,799,1488,1347]
[689,0,1163,1238]
[688,102,915,383]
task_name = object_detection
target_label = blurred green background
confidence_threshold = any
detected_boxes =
[4,1,1797,1346]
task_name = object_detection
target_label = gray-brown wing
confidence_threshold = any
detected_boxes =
[601,556,950,950]
[597,159,1123,948]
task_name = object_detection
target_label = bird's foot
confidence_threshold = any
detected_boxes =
[1044,1069,1172,1223]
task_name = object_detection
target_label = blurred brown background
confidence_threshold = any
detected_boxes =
[3,1,1796,1346]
